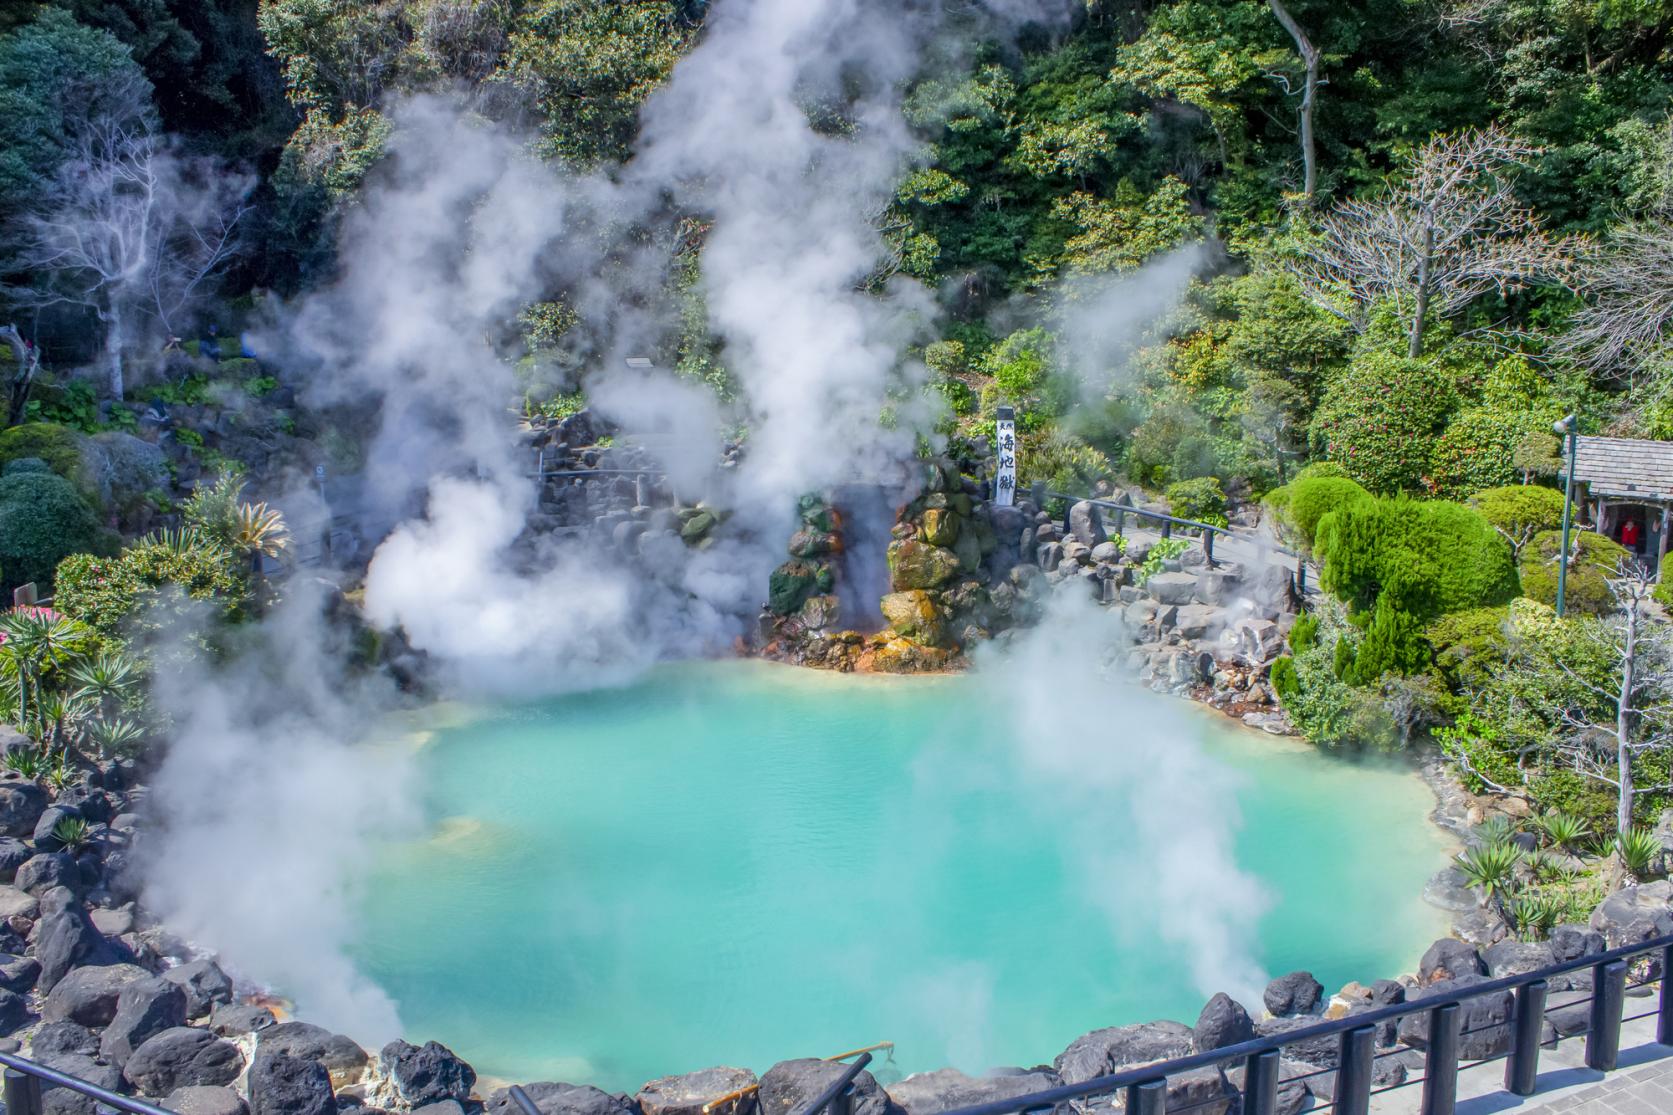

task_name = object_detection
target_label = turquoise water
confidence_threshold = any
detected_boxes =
[354,660,1450,1092]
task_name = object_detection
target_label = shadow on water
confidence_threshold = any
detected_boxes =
[831,483,896,633]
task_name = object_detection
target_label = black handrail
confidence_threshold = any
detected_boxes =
[795,1051,874,1115]
[509,1083,544,1115]
[932,932,1673,1115]
[0,1051,175,1115]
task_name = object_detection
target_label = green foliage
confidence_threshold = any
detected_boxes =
[53,534,249,641]
[1348,594,1432,682]
[1164,476,1228,528]
[50,815,91,852]
[1531,810,1592,853]
[1309,347,1460,494]
[1267,475,1373,550]
[1425,606,1511,690]
[1020,429,1114,493]
[1273,598,1399,751]
[1456,840,1523,900]
[0,423,87,491]
[0,470,104,592]
[1,748,42,779]
[1618,827,1664,877]
[1269,655,1299,700]
[1509,892,1564,940]
[1136,537,1190,586]
[1469,486,1568,553]
[1316,497,1520,621]
[1518,530,1632,615]
[1659,552,1673,610]
[1289,611,1320,652]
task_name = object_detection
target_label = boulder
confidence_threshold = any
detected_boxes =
[1550,924,1607,963]
[0,884,38,920]
[30,1021,99,1060]
[1263,971,1324,1017]
[486,1083,636,1115]
[0,837,31,882]
[1091,542,1123,564]
[887,541,960,591]
[886,1069,1059,1115]
[759,1059,889,1115]
[125,1027,244,1095]
[0,987,30,1035]
[1172,604,1220,641]
[249,1050,335,1115]
[379,1040,475,1107]
[0,778,47,838]
[1056,1021,1190,1082]
[1397,975,1514,1060]
[1226,1058,1309,1115]
[257,1022,369,1086]
[163,959,235,1019]
[637,1068,759,1115]
[100,976,188,1068]
[0,952,38,993]
[1146,572,1198,606]
[1418,938,1485,984]
[163,1086,249,1115]
[1193,992,1255,1052]
[1068,502,1107,547]
[921,508,960,547]
[17,853,81,896]
[91,906,134,936]
[34,904,111,992]
[210,1002,277,1037]
[1422,867,1478,913]
[37,1053,123,1115]
[1590,882,1673,948]
[1453,907,1510,949]
[1195,569,1241,605]
[1483,939,1554,980]
[33,805,82,850]
[880,591,946,647]
[1256,1016,1345,1068]
[42,963,149,1024]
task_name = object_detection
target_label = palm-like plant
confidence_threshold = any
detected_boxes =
[3,748,43,779]
[42,757,80,794]
[1618,827,1664,880]
[50,816,91,852]
[232,500,289,559]
[1532,810,1592,854]
[1510,893,1563,941]
[34,689,92,755]
[67,650,141,721]
[1475,815,1520,847]
[1457,841,1524,904]
[84,717,145,759]
[0,610,91,743]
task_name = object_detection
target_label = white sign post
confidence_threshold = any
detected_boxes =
[994,405,1017,507]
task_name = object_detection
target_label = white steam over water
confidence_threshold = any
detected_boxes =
[139,0,1270,1053]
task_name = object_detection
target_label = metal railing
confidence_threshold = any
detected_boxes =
[1,1051,174,1115]
[900,933,1673,1115]
[1034,484,1313,593]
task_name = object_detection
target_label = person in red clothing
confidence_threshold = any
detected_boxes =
[1621,517,1642,552]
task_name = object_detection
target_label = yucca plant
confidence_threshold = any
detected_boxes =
[1457,841,1524,903]
[1510,893,1563,941]
[84,717,145,759]
[140,526,213,556]
[1618,828,1664,879]
[42,758,80,794]
[1532,810,1592,854]
[3,748,44,779]
[50,816,91,852]
[1475,815,1520,847]
[232,500,290,559]
[67,651,141,720]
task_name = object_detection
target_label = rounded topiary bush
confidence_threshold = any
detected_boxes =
[1165,476,1228,527]
[1518,529,1632,615]
[1269,474,1374,550]
[1468,485,1567,553]
[0,469,103,592]
[1316,497,1519,620]
[0,422,88,488]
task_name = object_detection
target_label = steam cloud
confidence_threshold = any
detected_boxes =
[138,0,1263,1058]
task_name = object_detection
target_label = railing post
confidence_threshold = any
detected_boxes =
[1125,1078,1165,1115]
[1243,1048,1279,1115]
[1295,556,1307,595]
[829,1084,852,1115]
[1113,508,1125,538]
[1587,959,1628,1071]
[1422,1001,1462,1115]
[1161,518,1172,540]
[1660,943,1673,1046]
[1031,481,1046,510]
[1336,1024,1376,1115]
[4,1068,43,1115]
[1204,530,1216,567]
[1506,978,1549,1095]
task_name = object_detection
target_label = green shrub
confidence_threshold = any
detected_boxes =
[1528,768,1619,834]
[1165,476,1228,527]
[3,458,50,476]
[1269,655,1300,699]
[1316,497,1520,621]
[1293,461,1351,481]
[0,470,104,592]
[1268,475,1374,550]
[1518,529,1631,616]
[1469,486,1567,557]
[1348,595,1432,681]
[1430,406,1559,499]
[1309,348,1459,493]
[54,537,249,640]
[1425,606,1511,690]
[1289,611,1320,651]
[0,423,86,490]
[1656,552,1672,610]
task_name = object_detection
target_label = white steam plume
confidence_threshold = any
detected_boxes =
[978,591,1269,1004]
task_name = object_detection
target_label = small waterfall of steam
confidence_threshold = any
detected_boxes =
[831,483,895,632]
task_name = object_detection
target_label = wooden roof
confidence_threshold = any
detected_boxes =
[1570,435,1673,502]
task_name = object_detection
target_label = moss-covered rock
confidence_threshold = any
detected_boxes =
[788,527,838,558]
[888,540,959,590]
[768,559,831,615]
[680,510,718,542]
[863,636,952,674]
[797,494,836,533]
[920,508,960,547]
[799,593,841,631]
[880,589,946,646]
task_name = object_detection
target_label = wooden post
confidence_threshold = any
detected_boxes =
[1421,1002,1461,1115]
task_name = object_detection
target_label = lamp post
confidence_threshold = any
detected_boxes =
[1554,413,1579,618]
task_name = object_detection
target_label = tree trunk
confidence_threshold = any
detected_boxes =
[1,325,39,427]
[104,305,126,400]
[1618,599,1639,840]
[1269,0,1322,204]
[1409,223,1435,359]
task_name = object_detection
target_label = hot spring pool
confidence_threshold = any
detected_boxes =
[353,660,1451,1091]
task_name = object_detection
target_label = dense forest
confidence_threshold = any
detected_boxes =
[5,0,1673,890]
